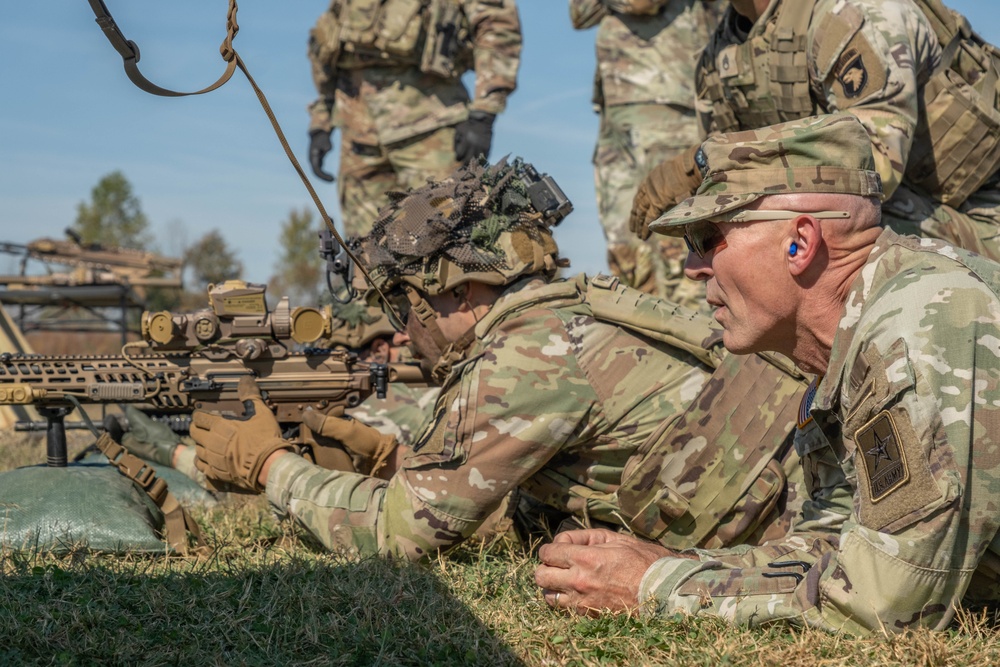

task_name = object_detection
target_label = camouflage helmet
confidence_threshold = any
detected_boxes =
[319,300,397,350]
[353,157,571,305]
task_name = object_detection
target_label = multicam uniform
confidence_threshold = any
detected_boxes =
[639,229,1000,634]
[265,274,809,559]
[694,0,1000,259]
[571,0,720,305]
[308,0,522,236]
[347,383,440,449]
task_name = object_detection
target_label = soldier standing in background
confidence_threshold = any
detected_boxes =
[306,0,522,238]
[570,0,721,307]
[629,0,1000,262]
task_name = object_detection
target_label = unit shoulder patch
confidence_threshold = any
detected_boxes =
[853,406,944,532]
[855,410,908,501]
[830,31,887,102]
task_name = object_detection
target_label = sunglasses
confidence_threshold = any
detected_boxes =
[379,286,413,330]
[683,210,850,259]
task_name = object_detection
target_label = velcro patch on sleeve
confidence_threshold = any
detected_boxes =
[856,410,908,501]
[854,408,942,530]
[830,30,888,102]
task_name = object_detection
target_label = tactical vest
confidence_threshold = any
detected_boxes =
[700,0,1000,206]
[311,0,471,78]
[579,274,807,549]
[697,0,814,134]
[905,0,1000,205]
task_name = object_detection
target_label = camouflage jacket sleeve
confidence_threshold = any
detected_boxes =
[569,0,608,30]
[265,307,601,560]
[462,0,522,115]
[306,11,337,133]
[641,232,1000,634]
[347,385,441,448]
[637,419,853,626]
[570,1,677,29]
[807,0,941,199]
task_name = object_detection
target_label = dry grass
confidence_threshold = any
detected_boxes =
[3,428,1000,665]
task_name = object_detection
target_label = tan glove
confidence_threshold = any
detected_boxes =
[301,409,398,476]
[629,145,704,241]
[190,376,294,492]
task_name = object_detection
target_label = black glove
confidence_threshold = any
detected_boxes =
[454,111,496,164]
[309,129,336,182]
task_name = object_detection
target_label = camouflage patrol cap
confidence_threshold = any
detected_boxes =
[352,156,569,301]
[648,114,883,235]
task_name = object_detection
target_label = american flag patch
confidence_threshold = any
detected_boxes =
[798,377,820,429]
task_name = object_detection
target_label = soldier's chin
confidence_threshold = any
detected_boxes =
[720,330,757,356]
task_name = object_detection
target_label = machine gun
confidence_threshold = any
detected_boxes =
[0,230,184,290]
[0,280,425,467]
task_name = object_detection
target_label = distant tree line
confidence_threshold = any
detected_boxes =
[73,171,325,312]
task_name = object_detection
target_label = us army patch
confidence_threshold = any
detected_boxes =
[835,48,868,98]
[855,410,908,502]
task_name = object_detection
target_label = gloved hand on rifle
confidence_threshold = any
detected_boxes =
[104,405,181,468]
[454,110,496,164]
[309,129,336,182]
[302,409,398,477]
[190,376,294,492]
[629,144,704,240]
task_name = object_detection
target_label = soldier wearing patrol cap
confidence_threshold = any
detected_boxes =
[630,0,1000,263]
[186,156,816,561]
[537,113,1000,635]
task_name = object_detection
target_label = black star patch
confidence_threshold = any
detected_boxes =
[836,48,869,98]
[855,410,909,502]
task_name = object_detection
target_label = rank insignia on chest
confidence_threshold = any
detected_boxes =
[835,47,868,98]
[855,410,909,502]
[717,45,738,79]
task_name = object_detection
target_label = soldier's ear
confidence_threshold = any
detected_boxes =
[452,284,473,311]
[787,214,823,277]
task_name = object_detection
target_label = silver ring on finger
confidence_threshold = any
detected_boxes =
[554,592,561,606]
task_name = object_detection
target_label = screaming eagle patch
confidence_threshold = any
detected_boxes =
[855,410,908,502]
[830,30,886,102]
[836,48,868,98]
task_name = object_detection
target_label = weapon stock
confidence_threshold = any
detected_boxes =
[0,280,427,466]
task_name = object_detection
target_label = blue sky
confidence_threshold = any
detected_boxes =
[1,2,995,289]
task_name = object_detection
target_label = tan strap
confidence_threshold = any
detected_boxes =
[94,433,207,555]
[87,0,239,98]
[86,0,403,325]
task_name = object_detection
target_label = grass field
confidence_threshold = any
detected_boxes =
[2,429,1000,666]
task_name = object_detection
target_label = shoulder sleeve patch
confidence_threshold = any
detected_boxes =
[846,339,944,531]
[830,30,888,102]
[855,410,909,502]
[812,1,863,80]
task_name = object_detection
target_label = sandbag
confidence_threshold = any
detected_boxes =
[78,451,217,509]
[0,463,168,554]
